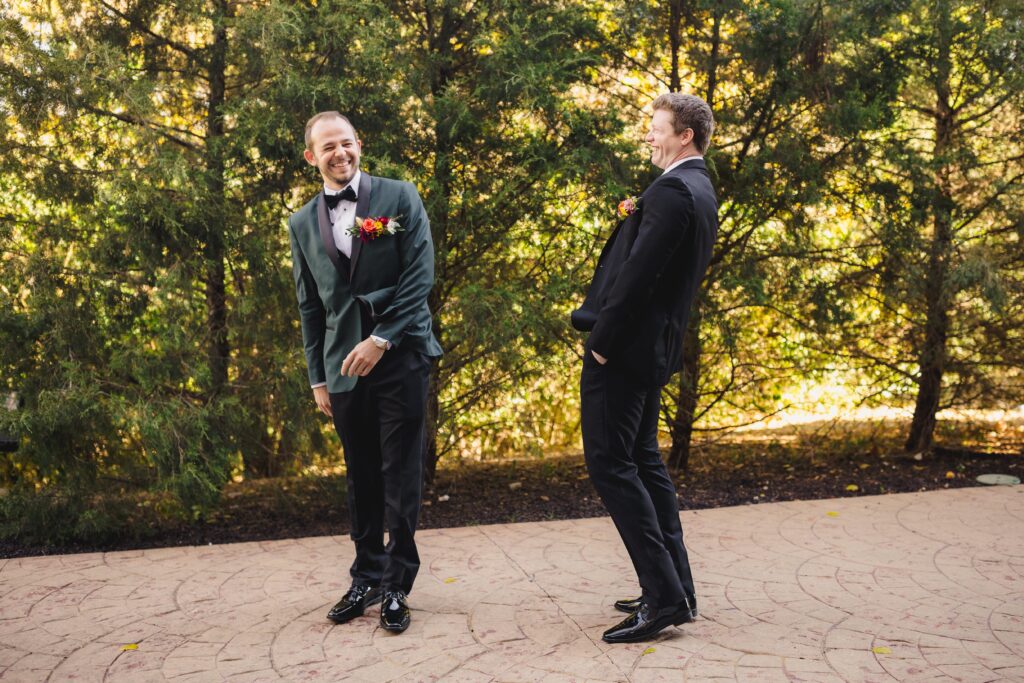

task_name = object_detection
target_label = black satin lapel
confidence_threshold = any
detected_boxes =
[317,192,344,274]
[351,173,372,276]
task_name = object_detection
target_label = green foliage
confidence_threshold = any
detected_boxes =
[1,0,1022,545]
[0,485,184,547]
[819,0,1024,424]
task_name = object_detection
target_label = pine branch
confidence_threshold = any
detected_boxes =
[80,105,202,151]
[96,0,202,63]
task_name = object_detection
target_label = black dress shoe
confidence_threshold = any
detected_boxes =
[379,590,411,633]
[327,584,381,624]
[613,596,644,613]
[602,600,692,643]
[614,595,698,622]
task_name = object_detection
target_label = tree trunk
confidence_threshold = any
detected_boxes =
[706,10,721,108]
[906,0,954,453]
[204,1,230,397]
[423,356,442,482]
[423,168,448,482]
[667,7,719,469]
[246,410,294,480]
[422,11,456,482]
[668,0,682,92]
[669,305,702,469]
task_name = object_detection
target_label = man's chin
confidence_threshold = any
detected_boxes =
[329,170,356,185]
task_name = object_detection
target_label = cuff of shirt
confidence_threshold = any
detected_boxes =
[370,335,392,350]
[311,382,327,389]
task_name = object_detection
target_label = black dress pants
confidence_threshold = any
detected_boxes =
[580,353,696,610]
[329,347,430,594]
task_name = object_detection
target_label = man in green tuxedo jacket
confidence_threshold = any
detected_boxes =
[288,111,442,634]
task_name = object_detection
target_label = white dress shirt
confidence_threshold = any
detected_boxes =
[324,170,360,258]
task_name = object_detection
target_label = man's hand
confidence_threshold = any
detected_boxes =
[341,338,386,377]
[313,385,332,418]
[592,350,608,365]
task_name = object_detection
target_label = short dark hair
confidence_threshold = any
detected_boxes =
[304,111,358,150]
[652,93,715,154]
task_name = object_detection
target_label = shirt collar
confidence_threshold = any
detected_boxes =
[323,169,361,197]
[662,155,703,175]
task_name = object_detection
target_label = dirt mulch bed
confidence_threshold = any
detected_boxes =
[2,419,1021,558]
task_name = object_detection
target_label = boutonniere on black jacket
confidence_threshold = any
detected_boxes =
[617,195,640,217]
[347,215,404,242]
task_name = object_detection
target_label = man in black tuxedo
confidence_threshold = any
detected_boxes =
[288,112,442,633]
[571,93,717,643]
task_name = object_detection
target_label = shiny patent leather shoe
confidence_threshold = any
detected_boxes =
[327,584,381,624]
[613,596,644,613]
[602,600,692,643]
[614,595,698,622]
[379,590,411,633]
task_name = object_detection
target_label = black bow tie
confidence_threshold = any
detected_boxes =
[324,186,357,209]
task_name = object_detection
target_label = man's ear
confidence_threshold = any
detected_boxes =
[303,148,316,166]
[679,128,695,148]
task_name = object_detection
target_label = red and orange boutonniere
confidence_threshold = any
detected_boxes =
[617,195,640,218]
[347,215,404,242]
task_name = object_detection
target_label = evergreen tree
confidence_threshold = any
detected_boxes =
[829,0,1024,451]
[605,0,902,467]
[253,0,624,475]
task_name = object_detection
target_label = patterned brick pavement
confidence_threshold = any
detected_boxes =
[1,486,1023,682]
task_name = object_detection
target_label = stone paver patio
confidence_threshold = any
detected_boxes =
[1,487,1023,682]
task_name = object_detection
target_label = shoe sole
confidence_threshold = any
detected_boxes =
[326,592,383,624]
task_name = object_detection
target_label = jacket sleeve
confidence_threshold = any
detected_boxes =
[370,182,435,347]
[288,217,327,386]
[588,177,694,359]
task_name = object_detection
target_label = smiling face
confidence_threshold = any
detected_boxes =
[645,108,696,170]
[304,116,362,190]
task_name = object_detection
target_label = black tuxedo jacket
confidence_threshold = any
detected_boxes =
[572,158,718,387]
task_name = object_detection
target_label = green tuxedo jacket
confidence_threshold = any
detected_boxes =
[288,172,443,393]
